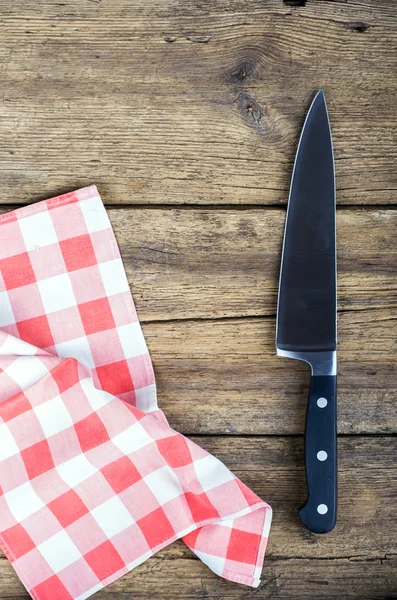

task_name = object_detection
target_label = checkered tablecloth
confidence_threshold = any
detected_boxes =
[0,185,272,599]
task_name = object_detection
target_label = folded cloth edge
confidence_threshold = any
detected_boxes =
[0,184,272,598]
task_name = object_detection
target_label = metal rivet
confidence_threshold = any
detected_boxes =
[317,397,328,408]
[317,504,328,515]
[317,450,328,461]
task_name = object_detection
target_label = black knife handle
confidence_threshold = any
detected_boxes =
[298,375,337,534]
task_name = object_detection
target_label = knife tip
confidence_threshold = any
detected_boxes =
[316,88,325,101]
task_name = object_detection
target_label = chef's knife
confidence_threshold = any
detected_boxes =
[276,90,337,534]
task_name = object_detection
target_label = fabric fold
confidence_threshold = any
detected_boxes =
[0,185,271,599]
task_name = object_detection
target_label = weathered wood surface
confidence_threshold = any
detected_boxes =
[0,0,396,205]
[145,310,397,435]
[0,1,396,599]
[6,436,394,562]
[73,206,396,435]
[106,208,397,321]
[2,556,396,599]
[1,437,396,599]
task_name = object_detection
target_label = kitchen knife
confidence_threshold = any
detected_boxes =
[276,90,337,534]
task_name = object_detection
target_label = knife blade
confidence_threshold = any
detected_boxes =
[276,90,337,534]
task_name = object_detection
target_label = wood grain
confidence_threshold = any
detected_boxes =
[0,207,391,434]
[75,206,397,435]
[105,207,397,321]
[0,1,396,205]
[1,437,396,599]
[84,555,397,600]
[145,310,397,435]
[2,556,396,600]
[0,1,396,599]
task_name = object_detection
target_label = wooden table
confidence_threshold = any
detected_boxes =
[0,1,396,598]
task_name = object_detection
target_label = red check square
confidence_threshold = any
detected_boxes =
[0,392,32,422]
[17,315,55,348]
[48,489,89,528]
[84,540,125,581]
[60,234,97,272]
[0,252,36,290]
[1,523,35,559]
[185,491,220,523]
[21,439,55,480]
[75,413,110,452]
[226,529,262,564]
[96,360,134,396]
[50,357,80,394]
[156,435,192,468]
[101,456,142,494]
[79,297,115,335]
[138,507,175,549]
[32,575,73,600]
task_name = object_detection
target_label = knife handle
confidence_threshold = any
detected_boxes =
[298,375,337,534]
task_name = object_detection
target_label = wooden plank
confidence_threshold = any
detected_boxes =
[189,436,397,560]
[2,0,396,23]
[83,555,397,600]
[85,206,397,435]
[0,2,396,205]
[94,555,397,599]
[0,207,391,434]
[1,556,396,599]
[106,207,397,321]
[1,437,396,599]
[144,310,397,435]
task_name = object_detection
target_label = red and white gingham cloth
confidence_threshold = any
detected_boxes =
[0,185,272,599]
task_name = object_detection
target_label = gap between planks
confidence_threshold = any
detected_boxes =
[1,203,397,211]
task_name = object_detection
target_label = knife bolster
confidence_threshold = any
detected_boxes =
[276,349,336,376]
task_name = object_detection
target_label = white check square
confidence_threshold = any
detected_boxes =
[38,530,81,573]
[117,323,148,359]
[38,273,76,314]
[80,378,115,410]
[0,423,20,461]
[55,336,94,369]
[5,481,45,522]
[194,550,226,576]
[144,466,184,506]
[193,455,235,492]
[18,210,58,251]
[0,292,15,326]
[80,196,111,233]
[91,496,134,538]
[99,259,130,297]
[0,335,38,357]
[112,421,153,455]
[56,454,97,487]
[5,356,49,391]
[34,395,73,437]
[134,384,157,412]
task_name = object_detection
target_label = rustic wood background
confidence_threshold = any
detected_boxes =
[0,0,396,598]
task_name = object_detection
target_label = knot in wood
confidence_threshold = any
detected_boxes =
[227,58,257,84]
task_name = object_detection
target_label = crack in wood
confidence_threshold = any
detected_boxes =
[344,21,371,32]
[283,0,307,6]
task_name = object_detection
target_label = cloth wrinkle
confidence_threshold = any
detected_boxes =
[0,185,272,599]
